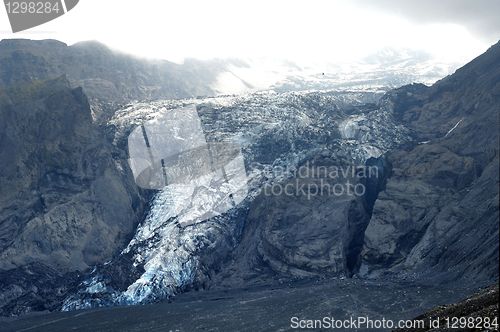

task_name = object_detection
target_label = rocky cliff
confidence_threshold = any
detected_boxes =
[0,77,146,314]
[360,41,500,283]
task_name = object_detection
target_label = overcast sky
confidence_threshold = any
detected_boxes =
[0,0,498,64]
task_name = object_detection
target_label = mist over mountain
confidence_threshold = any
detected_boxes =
[0,39,461,121]
[0,39,229,121]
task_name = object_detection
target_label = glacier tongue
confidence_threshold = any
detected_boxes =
[63,170,250,310]
[120,160,250,304]
[62,89,411,311]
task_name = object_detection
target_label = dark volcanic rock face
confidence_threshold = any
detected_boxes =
[360,42,500,282]
[212,156,388,287]
[0,263,80,316]
[0,77,146,314]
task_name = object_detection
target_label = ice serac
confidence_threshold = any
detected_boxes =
[120,106,248,303]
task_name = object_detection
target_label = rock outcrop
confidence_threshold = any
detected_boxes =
[360,41,500,282]
[0,77,146,314]
[211,155,388,287]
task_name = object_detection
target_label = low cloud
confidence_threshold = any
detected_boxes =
[352,0,500,40]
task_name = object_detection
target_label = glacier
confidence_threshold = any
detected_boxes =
[62,89,411,310]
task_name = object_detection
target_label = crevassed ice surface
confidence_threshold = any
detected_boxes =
[62,90,411,310]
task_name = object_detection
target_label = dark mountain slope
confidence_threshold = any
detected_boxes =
[360,41,500,282]
[395,285,499,332]
[0,76,145,270]
[0,77,147,314]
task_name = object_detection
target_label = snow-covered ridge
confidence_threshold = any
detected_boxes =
[211,49,460,95]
